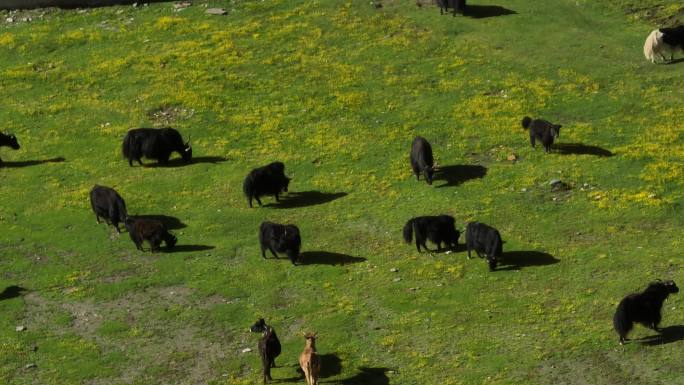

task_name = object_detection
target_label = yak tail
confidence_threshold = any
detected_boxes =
[242,175,254,199]
[521,116,532,129]
[402,219,414,244]
[612,302,630,339]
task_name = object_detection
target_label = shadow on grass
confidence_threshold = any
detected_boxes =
[415,243,467,254]
[639,325,684,346]
[664,58,684,65]
[320,353,343,378]
[1,157,65,168]
[434,165,487,188]
[0,286,27,300]
[466,5,517,19]
[299,251,366,266]
[266,191,348,209]
[144,156,228,168]
[495,251,560,271]
[134,215,186,230]
[334,367,392,385]
[552,143,613,157]
[165,244,215,253]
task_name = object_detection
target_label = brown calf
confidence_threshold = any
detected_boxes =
[299,332,321,385]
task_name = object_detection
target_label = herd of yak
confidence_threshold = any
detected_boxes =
[2,9,684,385]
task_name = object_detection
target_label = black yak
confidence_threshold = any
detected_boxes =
[437,0,466,16]
[250,318,282,384]
[644,26,684,63]
[243,162,291,208]
[613,280,679,345]
[124,216,177,252]
[122,127,191,166]
[0,132,20,163]
[258,221,301,265]
[403,215,460,252]
[89,185,127,233]
[410,136,435,185]
[465,221,502,271]
[521,116,562,153]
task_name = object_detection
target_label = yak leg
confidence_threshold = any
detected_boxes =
[95,215,101,224]
[274,193,280,202]
[530,135,536,148]
[255,197,263,206]
[269,247,279,259]
[261,244,267,258]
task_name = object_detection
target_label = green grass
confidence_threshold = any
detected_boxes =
[0,1,683,384]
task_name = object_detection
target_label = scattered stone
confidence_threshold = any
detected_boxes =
[521,188,527,192]
[648,193,657,199]
[550,180,570,192]
[206,8,227,15]
[15,325,26,332]
[6,17,13,23]
[132,2,138,7]
[436,283,443,287]
[393,277,401,282]
[409,287,418,291]
[390,268,398,273]
[25,363,37,369]
[241,347,252,353]
[174,1,191,9]
[507,154,517,161]
[445,250,452,255]
[30,345,38,352]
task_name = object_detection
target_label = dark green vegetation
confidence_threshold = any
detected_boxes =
[0,1,682,384]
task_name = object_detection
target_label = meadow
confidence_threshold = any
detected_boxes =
[0,1,683,384]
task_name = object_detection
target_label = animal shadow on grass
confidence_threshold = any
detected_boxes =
[0,286,27,300]
[552,143,613,157]
[135,215,186,230]
[145,156,228,168]
[267,191,348,209]
[664,58,684,65]
[466,5,517,19]
[299,251,366,266]
[277,354,341,382]
[639,325,684,346]
[434,165,487,188]
[164,244,215,253]
[495,251,560,271]
[335,367,392,385]
[1,157,65,168]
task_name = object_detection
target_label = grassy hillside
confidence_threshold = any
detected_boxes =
[0,1,682,384]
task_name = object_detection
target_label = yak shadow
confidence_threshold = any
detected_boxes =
[0,286,27,300]
[299,251,366,266]
[0,157,65,168]
[552,143,613,157]
[434,165,487,188]
[267,191,348,209]
[335,367,392,385]
[145,156,228,168]
[640,325,684,346]
[664,58,684,65]
[164,244,215,253]
[135,215,186,230]
[495,251,560,271]
[466,5,517,19]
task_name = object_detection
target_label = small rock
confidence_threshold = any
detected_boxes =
[241,348,252,353]
[549,179,561,186]
[507,154,517,161]
[521,188,527,192]
[436,283,443,287]
[15,325,26,332]
[206,8,227,15]
[648,193,657,199]
[409,287,418,291]
[30,345,38,351]
[390,268,398,273]
[393,277,401,282]
[174,1,191,9]
[6,17,13,23]
[132,2,138,7]
[25,363,37,369]
[445,250,452,255]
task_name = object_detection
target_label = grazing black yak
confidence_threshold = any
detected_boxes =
[124,216,177,252]
[243,162,291,208]
[521,116,561,153]
[410,136,435,185]
[403,215,460,252]
[613,280,679,345]
[250,318,282,384]
[0,132,20,163]
[644,26,684,63]
[258,221,301,265]
[465,221,502,271]
[89,185,127,233]
[437,0,466,16]
[122,127,191,166]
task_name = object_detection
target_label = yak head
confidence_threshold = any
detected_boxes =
[3,134,20,149]
[281,177,291,192]
[660,280,679,294]
[551,124,562,139]
[423,166,434,185]
[181,139,192,163]
[249,318,267,333]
